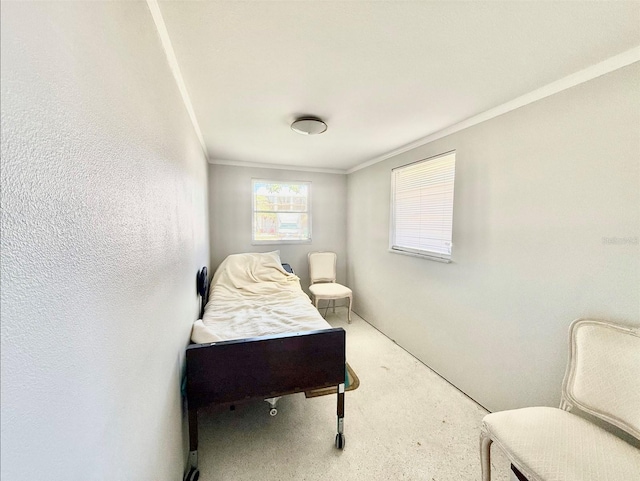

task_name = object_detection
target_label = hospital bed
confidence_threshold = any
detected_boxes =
[184,252,347,481]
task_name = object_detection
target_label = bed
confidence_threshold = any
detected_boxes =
[184,251,347,481]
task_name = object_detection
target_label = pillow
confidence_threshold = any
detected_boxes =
[258,250,281,264]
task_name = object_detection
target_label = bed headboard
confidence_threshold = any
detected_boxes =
[196,266,209,318]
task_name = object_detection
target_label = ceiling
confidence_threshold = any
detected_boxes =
[156,1,640,173]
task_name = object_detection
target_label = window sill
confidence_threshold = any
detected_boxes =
[388,248,452,263]
[252,239,312,246]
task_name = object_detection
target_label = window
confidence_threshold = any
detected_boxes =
[390,151,456,261]
[252,180,311,243]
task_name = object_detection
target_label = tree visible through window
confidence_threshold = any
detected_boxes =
[252,180,311,243]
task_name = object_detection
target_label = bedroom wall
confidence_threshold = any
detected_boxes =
[1,3,209,481]
[208,164,347,293]
[347,63,640,413]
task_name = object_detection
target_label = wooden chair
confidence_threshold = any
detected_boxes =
[480,318,640,480]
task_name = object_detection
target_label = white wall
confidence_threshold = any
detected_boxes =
[1,3,209,480]
[347,63,640,412]
[209,164,347,292]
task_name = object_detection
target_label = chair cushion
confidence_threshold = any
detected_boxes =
[309,282,352,299]
[482,407,640,481]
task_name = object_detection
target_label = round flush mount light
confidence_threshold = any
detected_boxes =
[291,117,327,135]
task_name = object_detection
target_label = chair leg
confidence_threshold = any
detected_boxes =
[347,295,352,323]
[332,299,336,313]
[480,431,492,481]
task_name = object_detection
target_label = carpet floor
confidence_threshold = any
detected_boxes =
[193,309,510,480]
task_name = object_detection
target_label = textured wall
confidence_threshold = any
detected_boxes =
[347,64,640,412]
[208,164,347,293]
[1,3,209,480]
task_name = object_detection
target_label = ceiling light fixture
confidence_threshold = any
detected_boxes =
[291,117,327,135]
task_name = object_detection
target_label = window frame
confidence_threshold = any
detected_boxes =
[389,151,456,263]
[251,179,312,245]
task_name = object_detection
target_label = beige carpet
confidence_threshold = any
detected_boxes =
[193,309,510,480]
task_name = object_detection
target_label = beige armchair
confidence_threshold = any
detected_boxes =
[308,251,352,323]
[480,318,640,481]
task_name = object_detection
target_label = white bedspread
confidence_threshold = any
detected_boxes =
[192,251,331,343]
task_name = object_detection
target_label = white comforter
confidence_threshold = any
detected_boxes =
[191,251,331,343]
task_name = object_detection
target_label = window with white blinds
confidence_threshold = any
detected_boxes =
[390,151,456,261]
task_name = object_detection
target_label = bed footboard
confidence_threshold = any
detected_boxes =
[186,328,346,407]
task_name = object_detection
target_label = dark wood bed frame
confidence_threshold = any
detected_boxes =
[184,266,347,480]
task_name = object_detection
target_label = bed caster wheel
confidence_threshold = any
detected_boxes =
[335,433,345,450]
[269,408,278,416]
[184,467,199,481]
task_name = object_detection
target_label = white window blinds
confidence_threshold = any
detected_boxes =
[390,152,456,260]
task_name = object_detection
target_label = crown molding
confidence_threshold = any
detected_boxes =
[347,47,640,174]
[209,159,346,175]
[147,0,209,161]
